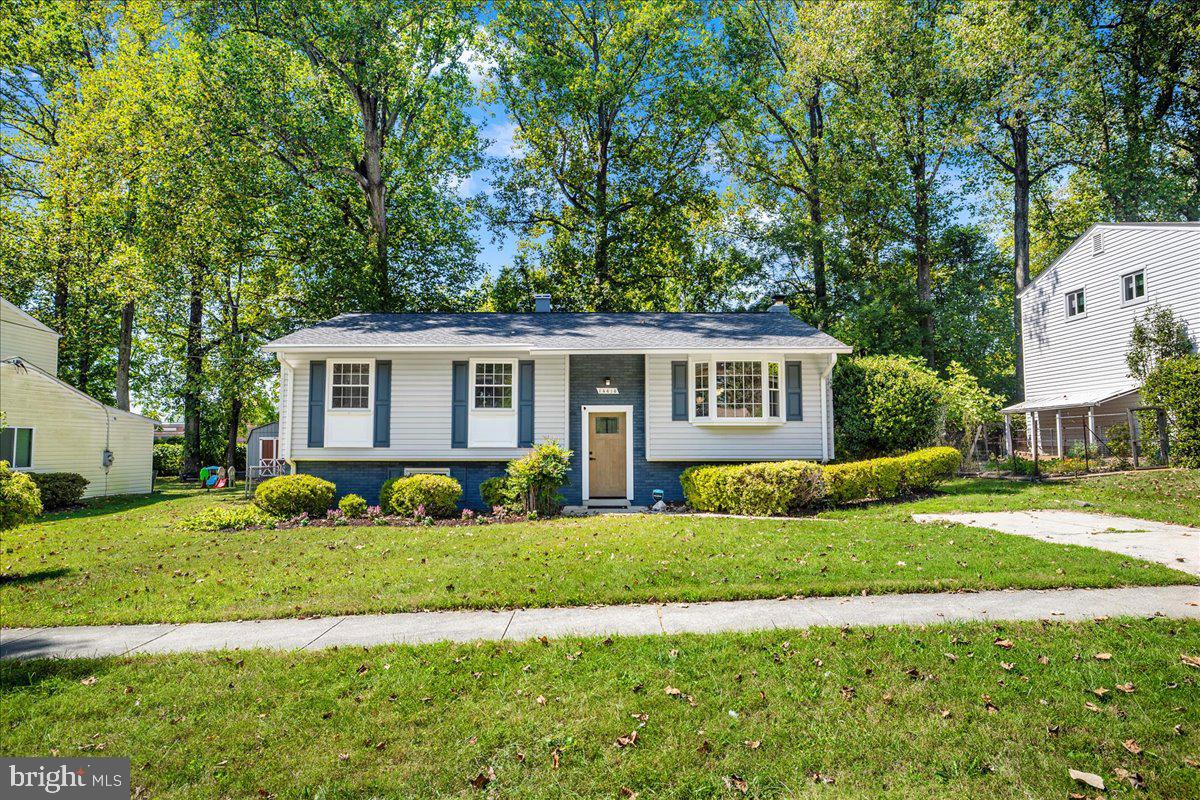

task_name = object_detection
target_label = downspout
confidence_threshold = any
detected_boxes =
[819,353,838,463]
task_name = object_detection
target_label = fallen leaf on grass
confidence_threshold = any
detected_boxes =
[744,740,761,750]
[1122,739,1143,755]
[551,748,561,769]
[1092,687,1109,698]
[994,638,1014,650]
[943,652,958,662]
[1000,662,1014,671]
[1069,768,1105,790]
[80,676,97,686]
[614,731,638,748]
[810,772,835,784]
[981,694,998,713]
[469,766,495,790]
[1093,652,1112,661]
[1084,701,1102,713]
[1115,682,1135,693]
[536,695,547,706]
[664,686,697,706]
[1113,767,1146,790]
[620,788,638,799]
[722,775,748,794]
[940,709,952,719]
[1181,653,1200,669]
[1038,655,1050,665]
[697,740,713,754]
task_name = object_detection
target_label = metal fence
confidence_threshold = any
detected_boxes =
[959,407,1170,478]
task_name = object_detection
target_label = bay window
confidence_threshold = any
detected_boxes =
[691,358,784,423]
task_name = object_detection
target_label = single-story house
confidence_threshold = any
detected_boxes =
[263,296,850,510]
[1,297,155,498]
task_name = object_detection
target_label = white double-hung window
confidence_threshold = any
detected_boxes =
[690,357,783,424]
[468,358,519,447]
[330,361,372,410]
[323,359,374,447]
[473,361,514,409]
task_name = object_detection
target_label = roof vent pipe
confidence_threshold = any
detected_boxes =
[534,294,552,313]
[768,294,790,313]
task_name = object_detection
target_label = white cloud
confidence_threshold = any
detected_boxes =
[485,121,521,159]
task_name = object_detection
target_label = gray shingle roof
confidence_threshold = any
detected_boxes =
[265,313,850,352]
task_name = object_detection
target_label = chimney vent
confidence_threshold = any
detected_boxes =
[768,294,789,313]
[534,294,552,313]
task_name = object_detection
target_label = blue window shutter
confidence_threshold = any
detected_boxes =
[671,361,688,420]
[373,360,391,447]
[451,361,468,448]
[785,361,803,420]
[308,360,326,447]
[518,360,535,447]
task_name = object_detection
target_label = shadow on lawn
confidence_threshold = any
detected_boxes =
[0,652,113,691]
[35,482,243,523]
[0,567,72,586]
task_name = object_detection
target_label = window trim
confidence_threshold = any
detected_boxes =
[688,356,786,426]
[1064,288,1087,320]
[326,359,374,413]
[469,358,518,414]
[1120,268,1147,307]
[0,426,35,470]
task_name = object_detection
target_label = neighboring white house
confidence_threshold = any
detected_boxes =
[1,296,155,498]
[263,295,851,509]
[1001,222,1199,457]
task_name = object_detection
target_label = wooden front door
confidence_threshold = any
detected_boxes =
[588,412,627,498]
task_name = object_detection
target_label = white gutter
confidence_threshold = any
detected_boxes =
[263,344,854,355]
[819,353,838,462]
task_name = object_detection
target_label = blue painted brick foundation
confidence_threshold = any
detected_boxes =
[294,461,508,509]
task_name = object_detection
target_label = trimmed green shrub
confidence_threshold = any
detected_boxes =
[1142,353,1200,468]
[389,474,463,518]
[833,355,946,458]
[680,460,825,516]
[506,441,572,515]
[480,476,515,510]
[254,474,335,517]
[823,447,962,504]
[179,505,275,531]
[338,493,368,518]
[153,442,184,476]
[28,472,89,511]
[379,476,402,514]
[0,460,42,530]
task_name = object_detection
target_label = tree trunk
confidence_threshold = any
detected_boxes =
[224,293,242,476]
[225,395,242,477]
[1010,112,1031,401]
[115,300,134,410]
[807,93,827,326]
[912,163,935,367]
[357,97,391,312]
[180,269,205,482]
[593,103,611,312]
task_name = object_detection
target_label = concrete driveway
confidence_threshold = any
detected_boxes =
[913,510,1200,576]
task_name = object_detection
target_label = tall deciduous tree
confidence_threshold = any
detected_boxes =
[202,0,483,311]
[486,0,724,311]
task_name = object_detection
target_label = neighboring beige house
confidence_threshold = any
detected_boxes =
[1002,222,1199,457]
[1,296,154,498]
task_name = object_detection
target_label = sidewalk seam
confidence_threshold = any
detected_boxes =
[121,624,181,656]
[303,617,346,650]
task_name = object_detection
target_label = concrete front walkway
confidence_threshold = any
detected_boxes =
[913,510,1200,576]
[3,585,1197,661]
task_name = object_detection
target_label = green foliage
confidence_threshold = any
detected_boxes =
[822,447,963,504]
[254,474,336,518]
[379,477,403,515]
[178,505,276,532]
[680,461,825,516]
[338,494,368,519]
[28,472,89,511]
[1142,353,1200,468]
[505,441,572,515]
[479,476,516,511]
[1127,306,1194,383]
[153,443,184,477]
[833,356,946,458]
[1105,423,1132,459]
[0,461,43,530]
[941,361,1004,452]
[389,474,463,519]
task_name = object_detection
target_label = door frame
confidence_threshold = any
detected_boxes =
[258,437,279,465]
[581,404,634,503]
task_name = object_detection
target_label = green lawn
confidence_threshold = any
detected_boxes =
[2,478,1194,627]
[821,469,1200,525]
[3,618,1197,798]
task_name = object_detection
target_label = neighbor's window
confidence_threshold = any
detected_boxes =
[0,426,33,469]
[473,362,513,409]
[1122,270,1145,303]
[693,361,709,417]
[1066,289,1085,318]
[330,362,371,410]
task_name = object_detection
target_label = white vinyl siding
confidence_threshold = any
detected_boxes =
[1,299,60,375]
[1020,224,1200,403]
[0,362,154,497]
[645,353,828,461]
[284,351,568,461]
